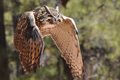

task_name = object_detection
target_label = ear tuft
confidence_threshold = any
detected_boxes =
[55,6,59,12]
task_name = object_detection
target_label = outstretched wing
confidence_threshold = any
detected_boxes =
[50,17,83,79]
[14,12,44,73]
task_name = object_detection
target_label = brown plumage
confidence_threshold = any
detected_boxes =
[14,12,44,72]
[14,6,83,79]
[49,19,83,79]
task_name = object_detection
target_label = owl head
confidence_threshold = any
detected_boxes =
[34,6,63,24]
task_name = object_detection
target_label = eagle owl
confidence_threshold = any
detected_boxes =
[14,6,83,80]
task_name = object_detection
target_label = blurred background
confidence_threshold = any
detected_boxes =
[0,0,120,80]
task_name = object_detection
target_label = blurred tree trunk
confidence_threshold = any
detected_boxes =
[0,0,6,47]
[0,0,9,80]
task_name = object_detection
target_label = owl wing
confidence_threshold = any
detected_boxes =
[14,12,44,73]
[49,17,83,79]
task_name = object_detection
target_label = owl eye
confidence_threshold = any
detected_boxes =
[47,19,51,22]
[58,19,61,22]
[48,14,53,17]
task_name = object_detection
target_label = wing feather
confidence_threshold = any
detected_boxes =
[14,12,44,73]
[49,18,83,79]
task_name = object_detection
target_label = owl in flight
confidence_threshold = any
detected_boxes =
[14,6,83,79]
